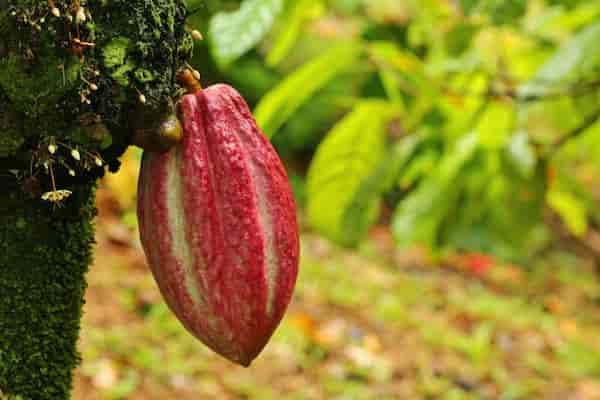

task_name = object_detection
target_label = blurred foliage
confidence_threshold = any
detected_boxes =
[187,0,600,262]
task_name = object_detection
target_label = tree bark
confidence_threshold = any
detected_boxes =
[0,0,190,398]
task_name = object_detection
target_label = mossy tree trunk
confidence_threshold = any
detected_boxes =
[0,184,96,400]
[0,1,192,398]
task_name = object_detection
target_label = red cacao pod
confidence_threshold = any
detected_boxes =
[137,84,300,366]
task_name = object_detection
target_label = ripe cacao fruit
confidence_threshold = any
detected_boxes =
[137,84,299,367]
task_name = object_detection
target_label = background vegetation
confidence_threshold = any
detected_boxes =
[75,0,600,398]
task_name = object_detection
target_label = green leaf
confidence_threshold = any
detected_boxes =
[392,133,479,248]
[378,69,404,105]
[547,189,588,237]
[208,0,283,67]
[368,41,425,114]
[446,150,547,260]
[307,101,397,246]
[506,131,536,178]
[520,22,600,97]
[460,0,479,15]
[536,2,600,34]
[266,0,326,67]
[255,44,363,138]
[476,101,515,150]
[445,22,480,56]
[341,134,423,245]
[398,147,441,189]
[367,41,424,88]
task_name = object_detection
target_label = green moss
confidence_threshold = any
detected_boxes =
[103,37,131,69]
[0,184,96,400]
[0,54,80,120]
[0,134,24,158]
[0,95,25,157]
[135,68,156,83]
[112,61,137,87]
[68,124,114,150]
[0,0,192,166]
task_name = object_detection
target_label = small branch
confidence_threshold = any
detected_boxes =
[443,79,600,103]
[551,109,600,153]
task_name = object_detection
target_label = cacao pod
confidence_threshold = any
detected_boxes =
[137,84,300,366]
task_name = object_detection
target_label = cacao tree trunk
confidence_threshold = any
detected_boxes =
[0,0,190,398]
[0,183,96,400]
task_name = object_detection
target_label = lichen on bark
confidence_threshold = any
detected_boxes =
[0,0,193,398]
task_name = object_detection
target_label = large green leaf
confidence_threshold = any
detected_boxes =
[208,0,283,67]
[254,44,363,138]
[307,101,398,246]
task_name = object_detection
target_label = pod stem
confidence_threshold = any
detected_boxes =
[177,67,203,94]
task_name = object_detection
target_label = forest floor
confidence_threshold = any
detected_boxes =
[74,152,600,400]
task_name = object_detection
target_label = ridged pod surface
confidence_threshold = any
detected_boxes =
[137,84,300,366]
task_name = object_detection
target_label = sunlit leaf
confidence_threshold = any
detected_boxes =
[266,0,326,67]
[520,22,600,97]
[341,134,423,245]
[535,2,600,34]
[307,101,398,246]
[506,131,537,178]
[398,147,441,189]
[208,0,283,67]
[476,101,516,150]
[445,22,480,56]
[255,44,363,138]
[547,189,588,237]
[440,73,489,139]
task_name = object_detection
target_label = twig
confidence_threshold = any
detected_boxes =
[443,79,600,103]
[551,109,600,153]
